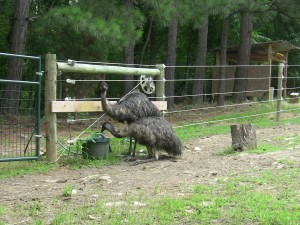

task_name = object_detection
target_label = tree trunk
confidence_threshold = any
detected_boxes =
[3,0,30,115]
[192,15,208,105]
[217,15,229,106]
[232,10,252,103]
[149,21,156,65]
[230,124,257,151]
[123,0,135,95]
[140,18,153,65]
[165,16,178,109]
[182,43,192,99]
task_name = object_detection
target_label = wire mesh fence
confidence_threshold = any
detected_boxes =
[0,80,39,161]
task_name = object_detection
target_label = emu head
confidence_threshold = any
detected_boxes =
[101,122,113,133]
[100,81,108,93]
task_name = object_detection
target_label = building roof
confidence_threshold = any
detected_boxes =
[215,40,300,63]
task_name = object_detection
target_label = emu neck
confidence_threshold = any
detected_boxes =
[100,89,111,112]
[105,125,129,139]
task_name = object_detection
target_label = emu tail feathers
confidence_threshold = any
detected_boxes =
[166,136,182,156]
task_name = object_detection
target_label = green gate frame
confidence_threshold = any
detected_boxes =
[0,52,42,162]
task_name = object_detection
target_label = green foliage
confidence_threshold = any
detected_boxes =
[62,184,74,197]
[0,0,14,52]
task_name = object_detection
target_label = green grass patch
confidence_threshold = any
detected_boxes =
[217,141,282,156]
[175,102,300,141]
[0,161,54,179]
[0,204,5,217]
[62,184,74,197]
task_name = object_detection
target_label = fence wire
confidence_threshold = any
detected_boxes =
[54,63,300,153]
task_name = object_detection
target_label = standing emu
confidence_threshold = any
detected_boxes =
[100,81,161,156]
[101,117,182,164]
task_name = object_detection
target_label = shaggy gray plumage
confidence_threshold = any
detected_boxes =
[100,82,161,123]
[100,81,162,156]
[101,117,182,160]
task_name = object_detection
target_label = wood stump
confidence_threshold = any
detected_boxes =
[230,124,257,151]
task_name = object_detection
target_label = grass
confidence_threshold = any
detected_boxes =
[173,102,286,141]
[0,161,54,180]
[217,133,300,156]
[61,184,74,197]
[0,204,4,217]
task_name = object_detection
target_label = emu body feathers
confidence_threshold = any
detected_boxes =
[101,117,182,159]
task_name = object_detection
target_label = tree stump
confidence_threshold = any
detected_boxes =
[230,124,257,151]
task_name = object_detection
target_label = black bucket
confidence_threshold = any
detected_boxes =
[81,134,110,160]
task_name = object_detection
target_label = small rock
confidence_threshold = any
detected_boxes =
[99,175,112,184]
[133,201,146,207]
[111,192,123,196]
[210,171,218,176]
[45,180,58,183]
[105,201,127,207]
[194,147,202,151]
[185,207,194,214]
[91,194,99,198]
[80,175,100,183]
[201,201,213,207]
[80,175,112,184]
[88,215,96,220]
[277,164,285,169]
[71,189,77,195]
[56,179,68,183]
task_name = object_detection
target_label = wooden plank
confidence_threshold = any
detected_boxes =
[51,101,168,113]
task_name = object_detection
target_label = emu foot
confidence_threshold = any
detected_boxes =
[123,156,138,162]
[129,158,157,166]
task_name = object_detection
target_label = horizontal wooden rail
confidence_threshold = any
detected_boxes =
[57,62,161,76]
[51,101,167,113]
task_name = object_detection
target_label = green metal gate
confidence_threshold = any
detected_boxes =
[0,53,42,162]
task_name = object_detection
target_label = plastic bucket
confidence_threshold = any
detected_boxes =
[81,134,110,160]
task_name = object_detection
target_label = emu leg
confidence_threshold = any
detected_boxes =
[128,137,133,155]
[132,138,137,157]
[124,137,138,162]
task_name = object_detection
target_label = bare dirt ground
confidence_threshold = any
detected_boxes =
[1,120,300,224]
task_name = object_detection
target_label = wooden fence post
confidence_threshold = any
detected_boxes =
[156,64,165,101]
[45,54,57,162]
[276,63,284,122]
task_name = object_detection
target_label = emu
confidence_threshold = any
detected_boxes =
[100,81,161,157]
[101,117,182,164]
